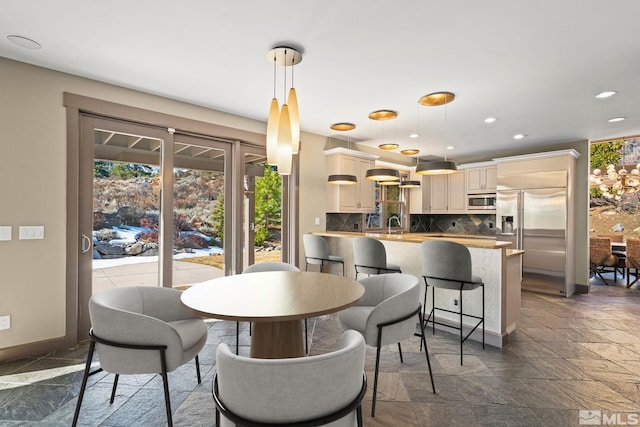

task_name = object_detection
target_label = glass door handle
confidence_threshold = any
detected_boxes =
[81,234,92,254]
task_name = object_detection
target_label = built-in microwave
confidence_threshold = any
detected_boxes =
[468,194,497,210]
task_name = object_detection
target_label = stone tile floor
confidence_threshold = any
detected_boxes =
[1,276,640,426]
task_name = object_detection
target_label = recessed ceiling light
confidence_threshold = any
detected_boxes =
[608,117,626,123]
[513,134,526,140]
[6,34,42,50]
[595,91,616,99]
[446,146,455,150]
[484,117,498,124]
[409,133,419,139]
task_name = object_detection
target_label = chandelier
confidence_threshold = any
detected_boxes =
[590,140,640,200]
[266,46,302,175]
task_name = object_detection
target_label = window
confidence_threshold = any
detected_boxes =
[365,172,409,232]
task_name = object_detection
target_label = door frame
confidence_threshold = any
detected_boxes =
[65,93,268,344]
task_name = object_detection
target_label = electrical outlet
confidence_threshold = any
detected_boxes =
[0,315,10,330]
[453,298,459,307]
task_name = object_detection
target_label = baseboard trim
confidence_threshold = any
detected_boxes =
[0,336,74,364]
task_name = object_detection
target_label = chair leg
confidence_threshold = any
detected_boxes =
[482,284,485,349]
[195,355,201,384]
[159,350,173,427]
[304,319,309,355]
[418,310,436,394]
[459,288,464,366]
[372,342,382,417]
[72,340,97,427]
[236,321,240,355]
[397,342,404,363]
[110,374,119,404]
[356,404,363,427]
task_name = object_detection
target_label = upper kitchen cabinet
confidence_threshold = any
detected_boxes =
[325,148,377,213]
[465,161,497,194]
[427,170,466,213]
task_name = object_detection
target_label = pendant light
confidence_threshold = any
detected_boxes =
[265,46,302,175]
[266,55,279,165]
[328,123,358,185]
[366,109,400,181]
[416,91,458,175]
[365,168,400,181]
[416,159,457,175]
[288,53,300,154]
[401,103,421,156]
[399,180,421,188]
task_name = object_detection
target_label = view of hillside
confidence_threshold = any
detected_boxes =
[589,138,640,239]
[92,162,282,263]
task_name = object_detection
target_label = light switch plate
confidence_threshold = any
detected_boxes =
[0,315,10,330]
[0,226,11,241]
[19,226,45,240]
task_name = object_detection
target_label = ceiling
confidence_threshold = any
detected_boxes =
[3,1,640,163]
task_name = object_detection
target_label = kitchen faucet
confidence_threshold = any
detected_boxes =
[388,215,401,234]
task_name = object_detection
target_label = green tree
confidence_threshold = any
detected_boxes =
[590,140,623,198]
[210,193,225,243]
[110,163,155,179]
[591,140,622,169]
[94,160,112,178]
[255,165,282,232]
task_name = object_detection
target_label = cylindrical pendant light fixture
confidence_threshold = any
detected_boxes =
[288,87,300,154]
[416,160,457,175]
[328,174,358,185]
[399,180,421,188]
[277,104,293,175]
[365,168,400,181]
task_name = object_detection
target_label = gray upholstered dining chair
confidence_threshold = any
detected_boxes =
[72,286,208,427]
[337,273,436,417]
[421,240,485,365]
[303,234,345,275]
[240,262,306,354]
[352,236,401,279]
[213,329,367,427]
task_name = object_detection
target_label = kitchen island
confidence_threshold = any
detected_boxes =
[312,231,524,347]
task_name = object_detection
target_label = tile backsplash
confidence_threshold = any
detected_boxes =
[326,213,496,236]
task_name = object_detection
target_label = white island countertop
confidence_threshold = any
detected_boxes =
[315,231,513,249]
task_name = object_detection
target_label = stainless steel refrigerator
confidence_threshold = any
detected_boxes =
[496,171,571,296]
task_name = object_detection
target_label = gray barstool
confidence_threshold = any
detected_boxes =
[421,240,485,365]
[303,234,345,275]
[353,237,401,279]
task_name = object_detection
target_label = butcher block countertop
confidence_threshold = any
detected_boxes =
[314,231,514,249]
